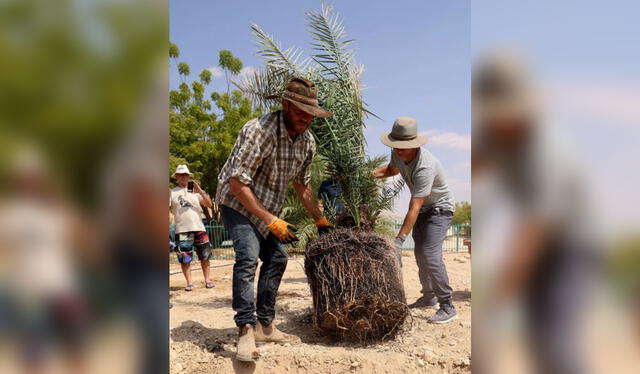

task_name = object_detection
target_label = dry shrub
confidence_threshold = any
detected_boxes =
[305,228,409,342]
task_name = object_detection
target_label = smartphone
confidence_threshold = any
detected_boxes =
[187,181,194,192]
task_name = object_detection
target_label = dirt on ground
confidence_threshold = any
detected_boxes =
[169,251,471,374]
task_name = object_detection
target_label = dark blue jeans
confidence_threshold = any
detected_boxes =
[412,210,454,304]
[221,205,288,327]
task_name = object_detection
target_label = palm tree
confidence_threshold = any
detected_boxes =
[234,3,403,231]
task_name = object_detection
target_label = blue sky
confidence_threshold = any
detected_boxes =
[170,0,471,214]
[472,0,640,231]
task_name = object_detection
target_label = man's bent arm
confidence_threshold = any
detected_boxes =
[293,182,323,222]
[229,177,275,223]
[398,196,426,237]
[372,164,400,179]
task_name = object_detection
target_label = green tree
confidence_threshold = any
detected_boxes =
[218,50,243,96]
[0,1,165,207]
[452,201,471,225]
[169,43,260,195]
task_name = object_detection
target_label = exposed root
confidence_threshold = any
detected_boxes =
[305,228,409,343]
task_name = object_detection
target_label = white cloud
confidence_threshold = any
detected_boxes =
[420,129,439,137]
[547,79,640,127]
[207,66,224,78]
[238,66,256,78]
[419,130,471,151]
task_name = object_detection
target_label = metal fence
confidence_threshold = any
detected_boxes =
[170,223,471,261]
[408,223,471,252]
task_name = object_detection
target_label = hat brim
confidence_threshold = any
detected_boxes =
[380,132,427,149]
[286,98,332,118]
[173,171,193,177]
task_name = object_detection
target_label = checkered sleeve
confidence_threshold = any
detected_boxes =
[229,119,273,185]
[295,138,315,185]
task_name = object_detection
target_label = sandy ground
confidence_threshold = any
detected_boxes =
[169,251,471,374]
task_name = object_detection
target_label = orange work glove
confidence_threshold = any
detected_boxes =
[314,216,335,236]
[266,217,299,244]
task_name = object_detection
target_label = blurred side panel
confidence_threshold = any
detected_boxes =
[0,1,168,373]
[472,1,640,373]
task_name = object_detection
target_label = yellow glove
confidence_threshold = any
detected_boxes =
[266,217,299,244]
[314,216,335,235]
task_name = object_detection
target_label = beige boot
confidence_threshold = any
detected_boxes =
[236,324,260,362]
[255,321,301,344]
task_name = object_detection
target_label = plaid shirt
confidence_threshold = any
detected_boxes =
[216,111,315,238]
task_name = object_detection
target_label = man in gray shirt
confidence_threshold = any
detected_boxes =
[373,117,457,324]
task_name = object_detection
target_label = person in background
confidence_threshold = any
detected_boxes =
[0,146,90,374]
[169,164,214,291]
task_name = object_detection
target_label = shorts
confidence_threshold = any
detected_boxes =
[176,231,213,263]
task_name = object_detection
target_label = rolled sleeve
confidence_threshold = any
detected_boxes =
[228,120,272,185]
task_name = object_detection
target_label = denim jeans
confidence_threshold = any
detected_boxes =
[412,210,454,304]
[221,205,288,327]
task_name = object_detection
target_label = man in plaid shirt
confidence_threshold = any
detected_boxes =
[216,77,334,362]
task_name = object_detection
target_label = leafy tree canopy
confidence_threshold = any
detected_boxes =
[169,44,261,195]
[452,201,471,225]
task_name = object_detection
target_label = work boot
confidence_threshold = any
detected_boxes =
[427,302,458,324]
[255,321,301,344]
[236,324,260,362]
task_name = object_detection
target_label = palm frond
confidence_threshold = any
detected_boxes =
[251,23,309,75]
[232,67,291,110]
[305,3,352,78]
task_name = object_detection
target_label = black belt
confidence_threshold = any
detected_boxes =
[425,207,453,216]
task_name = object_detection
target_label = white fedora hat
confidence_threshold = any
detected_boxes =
[173,164,193,177]
[380,117,428,149]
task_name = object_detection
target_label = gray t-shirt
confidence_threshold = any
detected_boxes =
[391,147,455,213]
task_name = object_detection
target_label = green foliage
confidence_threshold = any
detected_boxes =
[199,69,212,85]
[178,61,190,77]
[218,50,243,95]
[170,44,261,194]
[0,0,166,207]
[218,50,243,74]
[606,237,640,298]
[452,201,471,225]
[280,158,328,249]
[169,42,179,58]
[236,3,402,230]
[374,216,398,240]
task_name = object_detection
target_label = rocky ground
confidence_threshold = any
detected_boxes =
[169,251,471,373]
